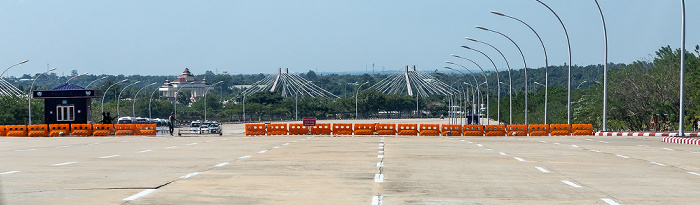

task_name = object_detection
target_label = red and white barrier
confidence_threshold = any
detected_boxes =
[595,132,700,137]
[663,137,700,145]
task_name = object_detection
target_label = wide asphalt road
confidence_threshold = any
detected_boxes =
[1,118,699,204]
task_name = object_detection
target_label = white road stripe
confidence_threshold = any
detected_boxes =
[540,141,548,143]
[378,151,384,154]
[272,146,280,149]
[56,145,72,148]
[499,152,507,155]
[374,174,385,182]
[179,172,201,179]
[601,198,621,205]
[637,145,649,147]
[377,162,383,167]
[513,157,525,162]
[585,139,593,141]
[257,150,268,154]
[0,171,20,175]
[688,171,700,176]
[663,148,675,151]
[123,189,157,201]
[650,162,667,166]
[378,155,384,158]
[52,162,77,166]
[535,167,550,173]
[571,145,579,148]
[15,148,36,151]
[165,146,178,149]
[239,155,252,159]
[561,180,582,188]
[292,141,297,143]
[590,150,602,153]
[476,144,483,147]
[138,150,152,153]
[379,146,384,149]
[553,142,560,145]
[214,162,229,167]
[616,154,631,159]
[485,149,493,151]
[88,143,101,145]
[460,140,465,142]
[371,195,383,205]
[98,155,120,159]
[186,143,197,145]
[282,143,290,146]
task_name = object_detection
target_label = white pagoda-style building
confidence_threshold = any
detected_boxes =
[159,68,210,103]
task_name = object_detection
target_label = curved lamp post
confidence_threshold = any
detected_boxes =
[467,37,513,125]
[533,1,572,124]
[117,81,140,118]
[133,82,157,117]
[491,11,549,124]
[594,0,609,131]
[462,45,501,124]
[101,79,129,114]
[679,0,686,136]
[0,60,29,79]
[204,81,224,121]
[447,58,489,125]
[475,26,529,126]
[85,76,109,89]
[149,85,162,119]
[355,81,369,119]
[443,66,479,118]
[28,67,57,125]
[66,72,89,84]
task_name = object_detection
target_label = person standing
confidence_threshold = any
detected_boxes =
[168,112,176,136]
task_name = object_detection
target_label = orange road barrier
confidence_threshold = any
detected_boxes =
[550,124,572,136]
[375,123,397,135]
[267,123,288,135]
[288,123,309,135]
[572,124,594,136]
[70,124,93,136]
[441,124,462,136]
[332,123,353,135]
[507,124,527,136]
[484,125,507,136]
[49,124,70,137]
[6,125,27,137]
[528,124,550,136]
[419,124,441,136]
[354,123,375,135]
[27,124,49,137]
[462,125,484,136]
[245,123,266,136]
[397,124,418,136]
[0,125,6,136]
[92,124,114,136]
[136,124,157,135]
[310,123,332,135]
[114,124,134,135]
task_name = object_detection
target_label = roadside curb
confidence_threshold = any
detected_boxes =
[595,132,700,137]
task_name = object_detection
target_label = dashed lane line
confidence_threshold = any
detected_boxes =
[138,150,152,153]
[535,167,550,173]
[165,146,178,149]
[513,157,525,162]
[601,198,621,205]
[52,162,78,166]
[663,148,675,151]
[14,148,36,152]
[561,180,583,188]
[123,189,157,201]
[214,162,229,167]
[0,171,20,175]
[239,155,252,159]
[615,154,631,159]
[257,150,268,154]
[688,172,700,176]
[98,155,120,159]
[650,162,667,166]
[179,172,201,179]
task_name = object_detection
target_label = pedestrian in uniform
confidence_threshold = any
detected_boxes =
[169,112,176,136]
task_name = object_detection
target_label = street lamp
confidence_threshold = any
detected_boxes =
[66,72,89,84]
[443,66,479,120]
[679,0,686,136]
[475,25,529,126]
[447,58,489,125]
[117,81,140,118]
[533,1,572,125]
[101,79,129,114]
[133,82,157,117]
[28,67,57,125]
[467,37,513,125]
[462,45,501,124]
[0,60,29,79]
[149,85,161,119]
[85,76,110,89]
[594,0,609,131]
[204,81,224,121]
[355,81,369,119]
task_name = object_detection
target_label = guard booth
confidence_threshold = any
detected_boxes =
[33,83,103,125]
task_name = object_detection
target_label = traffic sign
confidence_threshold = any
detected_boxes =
[303,118,316,126]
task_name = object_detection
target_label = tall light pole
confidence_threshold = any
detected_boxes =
[66,72,89,84]
[594,0,608,131]
[0,60,29,79]
[462,46,501,124]
[476,26,528,126]
[355,81,369,119]
[443,66,479,119]
[467,37,513,125]
[102,79,129,114]
[447,58,489,125]
[679,0,686,136]
[28,68,57,125]
[446,63,482,120]
[534,1,572,125]
[133,82,157,117]
[117,81,140,118]
[204,81,224,121]
[85,76,109,89]
[149,85,161,119]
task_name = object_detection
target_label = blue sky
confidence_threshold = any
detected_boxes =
[0,0,696,77]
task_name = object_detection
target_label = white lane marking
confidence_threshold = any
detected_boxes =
[599,141,610,143]
[0,171,20,175]
[650,162,667,166]
[585,139,593,141]
[282,143,290,146]
[179,172,201,179]
[272,146,280,149]
[214,162,230,167]
[553,142,560,145]
[460,140,465,142]
[123,189,157,201]
[379,143,384,146]
[637,145,649,147]
[663,148,675,151]
[468,141,473,143]
[485,149,493,151]
[56,145,72,148]
[540,141,548,143]
[98,155,120,159]
[186,143,198,146]
[616,154,631,159]
[535,167,550,173]
[371,195,383,205]
[499,152,507,155]
[513,157,525,162]
[257,150,268,154]
[14,148,36,152]
[165,146,178,149]
[590,150,602,153]
[476,144,483,147]
[378,151,384,154]
[571,145,579,148]
[601,198,621,205]
[379,146,384,149]
[239,155,252,159]
[374,174,385,182]
[87,143,101,145]
[205,141,212,143]
[688,172,700,176]
[561,180,582,188]
[378,155,384,159]
[138,150,152,153]
[52,162,77,166]
[292,141,297,143]
[377,162,384,167]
